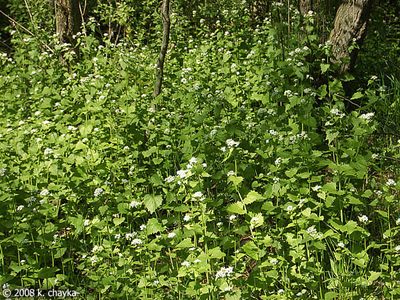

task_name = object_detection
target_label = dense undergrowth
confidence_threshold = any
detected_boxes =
[1,4,400,300]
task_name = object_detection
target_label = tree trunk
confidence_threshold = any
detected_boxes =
[153,0,171,97]
[329,0,373,74]
[299,0,313,15]
[55,0,81,44]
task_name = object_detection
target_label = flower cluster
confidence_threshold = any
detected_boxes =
[215,266,234,279]
[330,108,345,118]
[226,139,240,148]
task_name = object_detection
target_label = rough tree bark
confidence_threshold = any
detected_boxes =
[55,0,81,44]
[153,0,171,97]
[299,0,314,15]
[329,0,373,74]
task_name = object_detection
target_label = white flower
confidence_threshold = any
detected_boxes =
[84,219,90,226]
[181,261,191,267]
[189,157,197,165]
[396,218,400,226]
[286,205,294,212]
[284,90,292,97]
[16,205,24,211]
[338,242,345,248]
[129,201,141,208]
[40,189,49,196]
[123,146,130,151]
[215,266,234,279]
[275,157,282,165]
[227,171,235,176]
[194,259,201,263]
[0,168,5,176]
[330,108,345,118]
[67,125,77,131]
[387,179,396,186]
[358,215,369,224]
[93,188,104,197]
[44,148,53,156]
[165,176,175,183]
[220,146,227,152]
[226,139,240,148]
[131,238,143,245]
[372,153,379,159]
[34,110,41,116]
[270,258,278,265]
[92,245,102,253]
[42,120,51,125]
[183,214,191,222]
[90,256,98,264]
[229,214,237,222]
[269,129,277,136]
[360,112,374,121]
[125,232,137,240]
[395,245,400,252]
[193,191,203,198]
[140,224,146,231]
[167,232,176,238]
[312,185,321,192]
[177,169,188,179]
[202,163,207,168]
[115,234,121,239]
[306,226,318,237]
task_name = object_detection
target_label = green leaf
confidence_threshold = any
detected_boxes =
[113,217,125,226]
[325,292,338,300]
[146,218,164,235]
[68,215,84,234]
[351,91,363,100]
[227,202,246,215]
[79,123,93,137]
[228,175,243,187]
[143,194,163,214]
[243,190,263,205]
[285,168,298,178]
[322,182,336,193]
[321,63,330,73]
[74,141,87,151]
[117,203,129,214]
[38,267,59,279]
[208,247,226,259]
[242,241,261,260]
[176,238,194,249]
[368,271,381,283]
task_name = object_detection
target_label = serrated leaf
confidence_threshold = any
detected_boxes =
[227,202,246,215]
[208,247,225,259]
[175,238,194,249]
[242,241,261,260]
[113,217,125,226]
[243,190,263,205]
[146,218,164,235]
[351,91,363,100]
[321,63,330,73]
[143,194,163,214]
[228,175,243,186]
[79,123,93,137]
[68,214,84,234]
[322,182,336,193]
